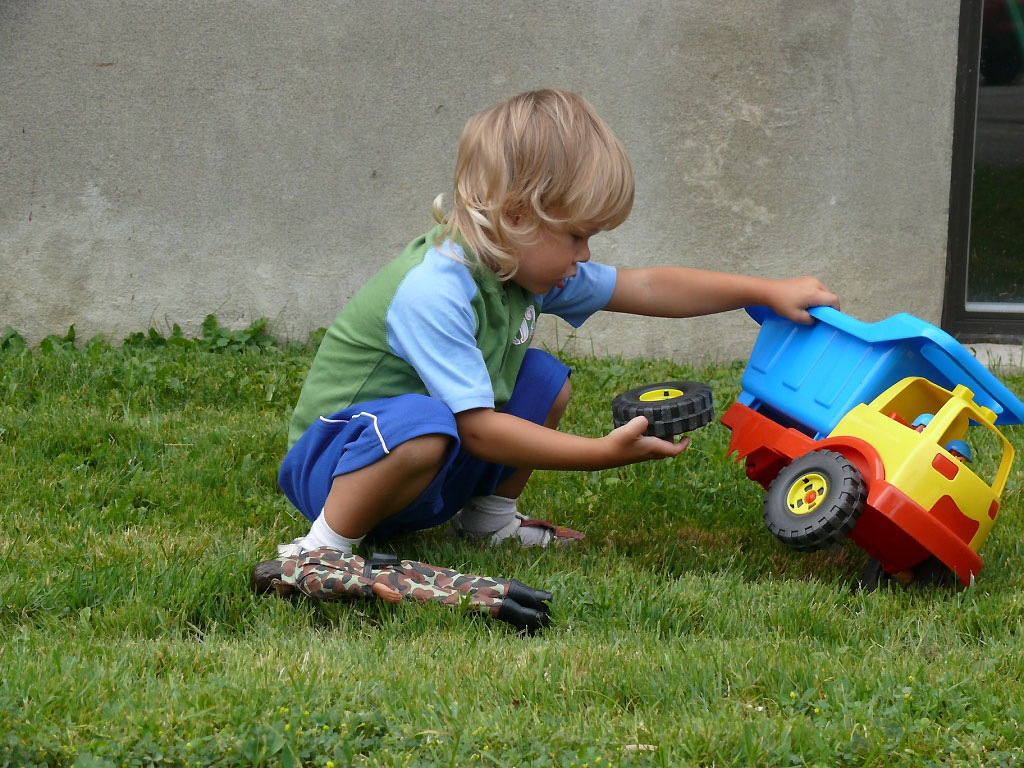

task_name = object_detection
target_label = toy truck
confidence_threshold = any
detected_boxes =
[720,307,1024,586]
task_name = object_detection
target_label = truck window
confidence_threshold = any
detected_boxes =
[954,424,1005,489]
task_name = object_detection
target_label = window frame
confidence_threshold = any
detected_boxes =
[942,0,1024,343]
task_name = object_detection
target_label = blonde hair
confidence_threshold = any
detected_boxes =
[433,88,634,279]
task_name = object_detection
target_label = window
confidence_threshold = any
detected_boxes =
[943,0,1024,341]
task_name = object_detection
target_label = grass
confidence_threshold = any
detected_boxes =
[2,324,1024,767]
[968,164,1024,304]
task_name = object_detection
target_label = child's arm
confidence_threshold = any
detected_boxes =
[604,267,838,324]
[455,408,688,471]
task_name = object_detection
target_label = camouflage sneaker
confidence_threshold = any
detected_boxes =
[249,537,310,595]
[249,558,291,595]
[517,516,585,545]
[451,512,584,547]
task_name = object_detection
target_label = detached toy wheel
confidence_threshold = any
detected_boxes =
[763,450,866,552]
[612,381,714,438]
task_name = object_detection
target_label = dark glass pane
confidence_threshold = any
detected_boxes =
[967,0,1024,307]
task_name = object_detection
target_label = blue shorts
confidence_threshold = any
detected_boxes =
[278,348,571,540]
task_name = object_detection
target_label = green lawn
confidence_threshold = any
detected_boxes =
[2,325,1024,767]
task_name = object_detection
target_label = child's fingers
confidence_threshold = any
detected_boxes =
[607,415,653,444]
[645,434,689,458]
[790,308,815,325]
[770,277,840,324]
[619,415,649,436]
[610,417,691,462]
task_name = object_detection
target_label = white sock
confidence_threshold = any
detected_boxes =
[456,495,552,547]
[457,495,518,536]
[285,510,365,555]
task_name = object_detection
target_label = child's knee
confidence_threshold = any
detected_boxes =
[555,377,572,409]
[392,433,453,472]
[546,378,572,427]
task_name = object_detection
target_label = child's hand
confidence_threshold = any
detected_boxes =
[766,277,839,324]
[603,415,691,465]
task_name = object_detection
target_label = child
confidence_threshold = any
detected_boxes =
[256,88,839,578]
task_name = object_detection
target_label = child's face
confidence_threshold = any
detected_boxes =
[510,219,597,294]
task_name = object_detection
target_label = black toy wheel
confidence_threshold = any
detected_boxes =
[763,450,866,552]
[858,557,898,592]
[612,381,714,438]
[858,556,959,592]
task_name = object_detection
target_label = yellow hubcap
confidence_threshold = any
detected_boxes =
[786,473,828,515]
[638,387,684,402]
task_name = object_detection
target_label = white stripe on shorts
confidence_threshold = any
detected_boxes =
[318,412,390,455]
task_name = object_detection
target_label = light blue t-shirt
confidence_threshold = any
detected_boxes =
[288,226,617,446]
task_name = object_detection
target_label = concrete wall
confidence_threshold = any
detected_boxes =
[0,1,961,362]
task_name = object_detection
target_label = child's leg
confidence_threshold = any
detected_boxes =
[322,433,452,538]
[454,351,582,547]
[296,433,452,554]
[277,394,461,553]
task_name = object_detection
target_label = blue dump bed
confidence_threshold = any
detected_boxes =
[738,306,1024,440]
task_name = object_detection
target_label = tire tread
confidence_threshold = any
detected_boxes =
[611,381,714,437]
[763,450,866,552]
